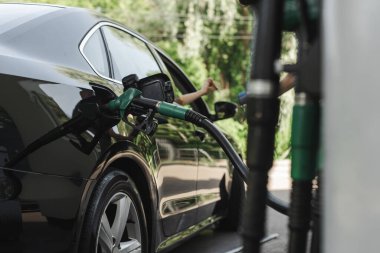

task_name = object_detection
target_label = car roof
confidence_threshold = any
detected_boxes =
[0,4,104,69]
[0,3,67,35]
[6,5,132,69]
[0,3,157,73]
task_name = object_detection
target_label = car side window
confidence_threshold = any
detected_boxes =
[83,29,110,77]
[102,26,162,81]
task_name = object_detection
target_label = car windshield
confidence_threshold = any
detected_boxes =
[0,4,62,35]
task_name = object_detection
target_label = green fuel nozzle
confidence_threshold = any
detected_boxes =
[106,87,190,121]
[105,87,193,136]
[156,102,188,120]
[106,88,142,117]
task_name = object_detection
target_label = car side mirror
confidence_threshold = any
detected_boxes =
[212,101,237,121]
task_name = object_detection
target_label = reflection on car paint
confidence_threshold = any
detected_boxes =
[157,215,222,252]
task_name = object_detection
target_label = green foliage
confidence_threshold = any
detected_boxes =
[157,41,208,91]
[2,0,296,159]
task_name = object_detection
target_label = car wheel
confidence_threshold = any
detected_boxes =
[220,167,245,231]
[79,170,148,253]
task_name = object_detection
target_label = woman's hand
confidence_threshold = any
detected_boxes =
[201,78,218,95]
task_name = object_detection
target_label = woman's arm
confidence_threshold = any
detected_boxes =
[175,78,218,105]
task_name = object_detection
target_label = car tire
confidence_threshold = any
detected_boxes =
[219,167,245,231]
[79,169,148,253]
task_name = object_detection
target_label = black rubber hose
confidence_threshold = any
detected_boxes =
[198,118,249,181]
[243,170,268,251]
[288,181,312,253]
[5,116,85,168]
[267,191,289,215]
[186,110,289,215]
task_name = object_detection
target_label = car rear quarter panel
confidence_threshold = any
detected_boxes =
[0,39,122,253]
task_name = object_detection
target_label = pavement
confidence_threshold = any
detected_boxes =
[169,160,291,253]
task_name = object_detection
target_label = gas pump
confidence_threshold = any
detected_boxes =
[238,0,321,253]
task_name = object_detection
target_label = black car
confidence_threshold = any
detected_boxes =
[0,3,244,253]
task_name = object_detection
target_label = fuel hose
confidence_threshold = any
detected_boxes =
[109,94,289,215]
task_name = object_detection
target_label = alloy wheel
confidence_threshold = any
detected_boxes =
[96,192,142,253]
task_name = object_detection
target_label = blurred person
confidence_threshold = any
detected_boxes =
[279,73,295,95]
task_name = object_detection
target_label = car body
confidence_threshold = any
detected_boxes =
[0,3,243,253]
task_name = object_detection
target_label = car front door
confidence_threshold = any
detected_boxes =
[155,54,232,224]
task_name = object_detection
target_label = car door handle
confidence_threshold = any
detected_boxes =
[194,129,206,142]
